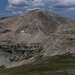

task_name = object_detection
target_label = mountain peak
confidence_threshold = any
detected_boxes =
[28,8,41,12]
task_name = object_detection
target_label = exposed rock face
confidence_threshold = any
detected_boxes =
[0,9,75,67]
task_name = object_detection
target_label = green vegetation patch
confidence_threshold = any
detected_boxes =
[0,53,75,75]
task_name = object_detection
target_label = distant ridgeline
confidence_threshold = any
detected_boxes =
[0,16,8,20]
[0,43,43,62]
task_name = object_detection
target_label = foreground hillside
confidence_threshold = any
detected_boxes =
[0,54,75,75]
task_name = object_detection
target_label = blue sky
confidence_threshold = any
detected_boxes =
[0,0,8,13]
[0,0,75,18]
[0,0,7,10]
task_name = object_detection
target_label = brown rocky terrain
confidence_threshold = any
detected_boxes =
[0,9,75,67]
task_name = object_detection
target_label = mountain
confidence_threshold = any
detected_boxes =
[0,9,75,67]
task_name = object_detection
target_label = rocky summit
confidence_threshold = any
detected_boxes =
[0,9,75,67]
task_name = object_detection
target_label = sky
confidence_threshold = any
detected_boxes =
[0,0,75,18]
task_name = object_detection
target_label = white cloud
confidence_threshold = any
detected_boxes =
[8,0,44,6]
[58,0,75,5]
[6,0,75,16]
[8,0,75,8]
[8,0,25,5]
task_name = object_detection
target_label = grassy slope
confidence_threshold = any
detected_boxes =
[0,54,75,75]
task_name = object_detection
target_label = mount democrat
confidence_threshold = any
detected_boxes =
[0,9,75,67]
